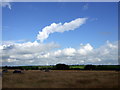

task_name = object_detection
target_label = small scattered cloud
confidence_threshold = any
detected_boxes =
[37,18,87,42]
[83,3,89,10]
[100,32,111,36]
[90,18,98,21]
[1,2,11,10]
[0,0,12,10]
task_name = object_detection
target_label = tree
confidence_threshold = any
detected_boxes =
[84,65,96,70]
[54,64,70,70]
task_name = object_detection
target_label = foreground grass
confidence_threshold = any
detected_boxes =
[2,70,119,88]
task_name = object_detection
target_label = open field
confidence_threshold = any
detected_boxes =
[69,65,85,69]
[2,70,119,88]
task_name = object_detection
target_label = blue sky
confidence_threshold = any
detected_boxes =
[2,2,118,48]
[1,2,118,65]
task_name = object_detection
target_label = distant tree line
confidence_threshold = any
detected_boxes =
[2,64,120,71]
[84,65,120,70]
[3,66,39,70]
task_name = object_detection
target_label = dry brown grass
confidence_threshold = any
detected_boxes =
[2,70,119,88]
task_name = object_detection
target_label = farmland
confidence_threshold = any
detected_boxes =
[2,70,119,88]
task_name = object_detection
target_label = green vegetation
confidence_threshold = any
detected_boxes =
[53,64,70,70]
[2,64,120,71]
[69,65,85,69]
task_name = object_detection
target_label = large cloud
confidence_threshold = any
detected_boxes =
[1,41,60,65]
[37,18,87,42]
[1,40,118,66]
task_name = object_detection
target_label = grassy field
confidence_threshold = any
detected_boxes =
[69,65,85,69]
[2,70,119,88]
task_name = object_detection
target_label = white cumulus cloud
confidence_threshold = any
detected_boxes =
[53,48,76,56]
[78,43,93,55]
[1,40,118,66]
[37,18,87,42]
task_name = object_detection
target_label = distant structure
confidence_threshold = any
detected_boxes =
[13,70,22,73]
[44,68,49,72]
[2,69,8,73]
